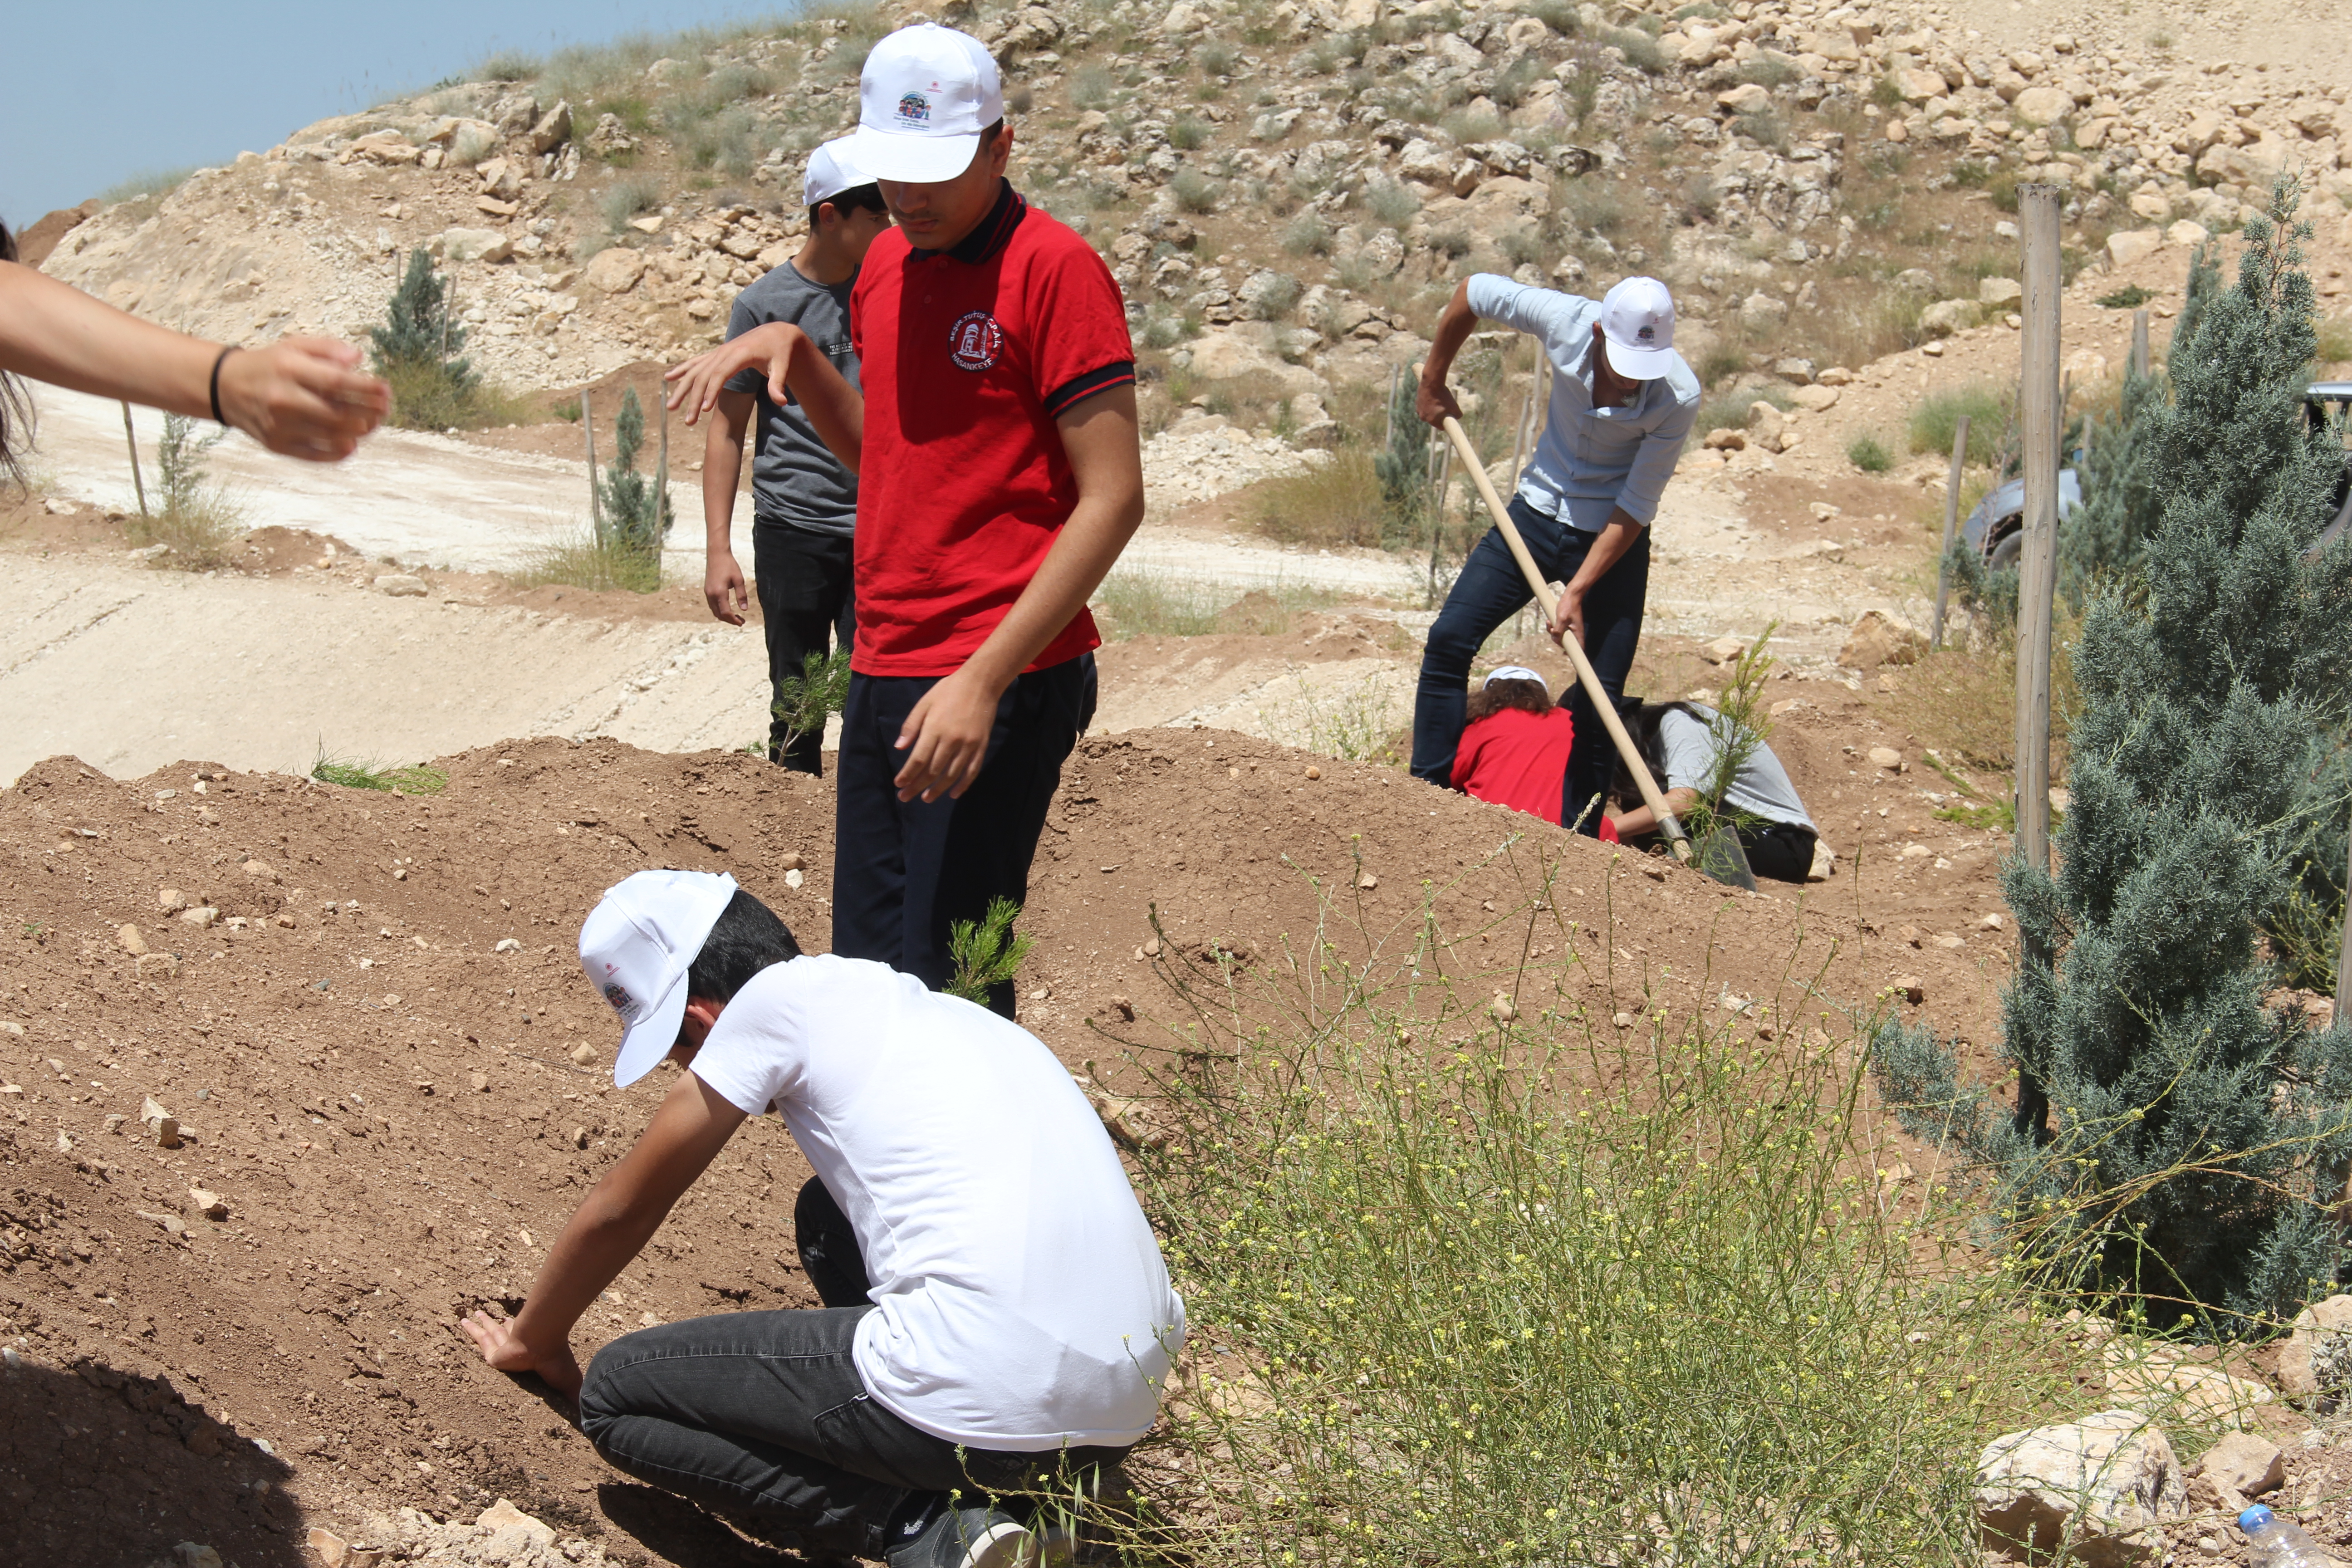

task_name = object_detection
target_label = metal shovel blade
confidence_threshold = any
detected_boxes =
[1694,827,1758,891]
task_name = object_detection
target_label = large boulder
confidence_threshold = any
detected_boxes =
[2103,1343,2275,1431]
[1893,66,1948,103]
[1739,291,1789,333]
[1919,298,1978,337]
[2106,229,2164,269]
[2197,1432,2284,1500]
[2196,132,2293,191]
[527,99,573,155]
[1182,327,1326,398]
[1397,138,1456,187]
[436,227,513,264]
[2277,1293,2352,1407]
[1975,1411,2188,1567]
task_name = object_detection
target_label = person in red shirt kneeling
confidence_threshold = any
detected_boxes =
[1451,666,1618,837]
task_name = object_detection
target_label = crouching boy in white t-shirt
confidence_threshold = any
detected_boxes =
[459,870,1186,1568]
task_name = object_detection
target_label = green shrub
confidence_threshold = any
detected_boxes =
[1069,64,1115,108]
[311,752,448,794]
[1870,73,1906,107]
[1281,212,1330,257]
[1251,447,1385,548]
[1907,383,2009,464]
[476,51,539,82]
[98,167,196,206]
[1364,180,1420,226]
[512,528,663,593]
[1170,168,1221,214]
[1116,866,2097,1567]
[1874,178,2352,1333]
[1168,117,1210,151]
[1847,433,1893,472]
[1738,54,1798,88]
[1694,386,1788,436]
[1196,40,1236,76]
[2095,283,2156,310]
[1597,23,1664,72]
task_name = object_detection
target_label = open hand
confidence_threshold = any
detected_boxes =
[459,1308,583,1401]
[218,339,390,461]
[665,323,803,426]
[893,666,1003,804]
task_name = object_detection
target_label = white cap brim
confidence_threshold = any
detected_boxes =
[847,125,983,184]
[613,974,693,1088]
[1603,337,1675,380]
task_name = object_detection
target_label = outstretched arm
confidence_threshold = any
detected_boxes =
[459,1071,746,1398]
[1607,785,1700,840]
[666,323,864,472]
[0,261,389,460]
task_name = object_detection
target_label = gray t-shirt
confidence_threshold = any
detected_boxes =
[1655,705,1815,830]
[724,259,861,537]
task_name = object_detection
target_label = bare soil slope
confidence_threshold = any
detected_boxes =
[0,723,2000,1565]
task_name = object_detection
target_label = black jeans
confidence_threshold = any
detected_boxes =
[832,655,1096,1019]
[754,521,857,775]
[1738,820,1818,883]
[579,1178,1131,1560]
[1411,496,1650,836]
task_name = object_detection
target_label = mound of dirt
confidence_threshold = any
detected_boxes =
[0,731,2000,1563]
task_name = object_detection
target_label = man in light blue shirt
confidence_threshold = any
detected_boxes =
[1412,274,1701,835]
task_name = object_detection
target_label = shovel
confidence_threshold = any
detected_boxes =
[1431,409,1701,871]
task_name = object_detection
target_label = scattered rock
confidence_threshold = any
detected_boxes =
[1979,277,2024,307]
[143,1097,182,1148]
[2106,230,2164,269]
[527,99,573,155]
[585,247,647,294]
[156,887,187,912]
[2277,1293,2352,1407]
[1841,610,1926,669]
[1704,635,1748,666]
[1919,298,1978,338]
[136,952,181,981]
[1868,746,1906,770]
[118,923,147,955]
[2196,1431,2283,1499]
[435,228,512,265]
[494,937,523,953]
[1975,1411,2187,1566]
[307,1528,351,1568]
[1789,384,1840,413]
[568,1041,600,1066]
[1891,975,1925,1004]
[374,574,428,597]
[179,904,219,929]
[188,1187,230,1221]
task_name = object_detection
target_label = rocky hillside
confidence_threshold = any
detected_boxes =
[29,0,2352,459]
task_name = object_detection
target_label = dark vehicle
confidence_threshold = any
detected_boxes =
[1960,467,2083,571]
[2307,381,2352,558]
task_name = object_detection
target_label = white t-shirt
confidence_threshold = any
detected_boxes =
[689,954,1186,1451]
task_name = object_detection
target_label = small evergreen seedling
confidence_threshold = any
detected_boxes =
[1873,178,2352,1330]
[946,897,1034,1005]
[772,649,852,758]
[597,388,674,568]
[372,248,477,430]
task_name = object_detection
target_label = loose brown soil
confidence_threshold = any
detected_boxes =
[0,710,2014,1564]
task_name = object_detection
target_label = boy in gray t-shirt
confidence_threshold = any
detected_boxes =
[700,140,893,774]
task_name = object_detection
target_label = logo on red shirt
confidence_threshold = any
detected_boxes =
[948,310,1004,372]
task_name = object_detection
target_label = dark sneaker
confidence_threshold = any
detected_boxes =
[887,1502,1044,1568]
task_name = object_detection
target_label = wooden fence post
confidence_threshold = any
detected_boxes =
[120,402,149,519]
[582,388,603,539]
[655,387,670,538]
[2013,183,2064,879]
[1930,413,1970,652]
[2130,308,2151,380]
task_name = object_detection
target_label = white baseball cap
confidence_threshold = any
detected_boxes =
[803,137,872,208]
[1484,665,1548,694]
[1598,276,1677,380]
[848,23,1005,184]
[578,869,739,1088]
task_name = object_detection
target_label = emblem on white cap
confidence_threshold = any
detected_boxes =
[1598,276,1678,381]
[578,869,739,1088]
[848,23,1005,184]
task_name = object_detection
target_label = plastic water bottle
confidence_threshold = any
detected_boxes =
[2243,1505,2340,1568]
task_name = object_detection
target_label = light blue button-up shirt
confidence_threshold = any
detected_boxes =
[1464,274,1702,532]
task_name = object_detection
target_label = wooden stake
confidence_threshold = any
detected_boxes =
[1383,363,1400,456]
[1434,409,1693,863]
[582,388,602,539]
[1426,435,1453,605]
[2014,183,2064,879]
[2130,308,2151,380]
[120,401,149,519]
[1930,413,1970,652]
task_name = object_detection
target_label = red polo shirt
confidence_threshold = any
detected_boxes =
[848,182,1136,676]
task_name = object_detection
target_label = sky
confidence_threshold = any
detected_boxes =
[2,0,799,230]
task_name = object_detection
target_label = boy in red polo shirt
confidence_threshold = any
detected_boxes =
[668,23,1143,1017]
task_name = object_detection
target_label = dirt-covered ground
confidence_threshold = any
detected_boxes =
[0,689,2017,1565]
